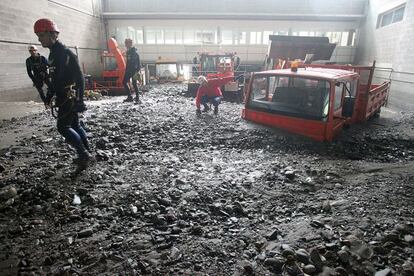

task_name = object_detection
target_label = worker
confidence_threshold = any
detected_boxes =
[25,45,50,103]
[123,38,141,104]
[195,75,234,116]
[34,18,92,174]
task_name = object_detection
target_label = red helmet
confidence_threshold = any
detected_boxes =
[34,18,59,33]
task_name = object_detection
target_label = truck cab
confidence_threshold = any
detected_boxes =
[242,66,389,141]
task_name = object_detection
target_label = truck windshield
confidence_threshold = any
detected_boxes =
[201,57,217,74]
[247,75,330,120]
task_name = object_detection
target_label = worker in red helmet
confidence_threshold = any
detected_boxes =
[34,18,93,175]
[195,75,234,116]
[25,44,50,103]
[123,38,141,104]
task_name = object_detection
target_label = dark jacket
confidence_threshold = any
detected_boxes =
[47,40,84,102]
[125,47,140,74]
[26,54,48,83]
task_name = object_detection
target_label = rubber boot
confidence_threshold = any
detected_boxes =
[123,95,133,102]
[214,106,218,115]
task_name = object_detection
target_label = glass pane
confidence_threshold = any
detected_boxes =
[393,6,405,22]
[136,29,143,44]
[250,32,257,44]
[155,29,163,44]
[381,12,393,27]
[340,32,349,46]
[251,77,268,101]
[221,30,233,45]
[334,83,343,110]
[184,30,195,44]
[164,29,175,44]
[263,31,273,44]
[249,75,330,120]
[146,30,156,44]
[175,30,183,44]
[115,27,127,45]
[236,31,246,44]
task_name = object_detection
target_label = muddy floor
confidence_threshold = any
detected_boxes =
[0,84,413,276]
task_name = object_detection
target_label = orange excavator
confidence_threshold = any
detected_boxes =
[92,38,127,93]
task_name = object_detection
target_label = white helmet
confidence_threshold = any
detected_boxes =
[197,75,207,84]
[28,45,38,51]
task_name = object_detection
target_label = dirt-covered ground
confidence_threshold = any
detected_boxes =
[0,84,413,276]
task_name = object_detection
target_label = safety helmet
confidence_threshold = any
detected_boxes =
[197,75,207,84]
[34,18,59,33]
[28,45,38,51]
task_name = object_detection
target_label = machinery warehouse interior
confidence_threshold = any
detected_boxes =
[0,0,413,275]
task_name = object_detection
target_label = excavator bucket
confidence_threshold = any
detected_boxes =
[267,35,336,62]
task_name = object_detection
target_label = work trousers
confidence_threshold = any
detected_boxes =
[56,96,90,157]
[201,96,221,107]
[123,71,139,97]
[34,78,51,103]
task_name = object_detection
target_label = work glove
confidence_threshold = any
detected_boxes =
[196,108,201,116]
[74,101,87,112]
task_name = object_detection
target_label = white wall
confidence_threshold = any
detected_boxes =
[356,0,414,111]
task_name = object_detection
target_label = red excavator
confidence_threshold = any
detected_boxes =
[242,35,390,141]
[187,52,244,102]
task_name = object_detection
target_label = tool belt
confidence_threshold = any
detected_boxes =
[51,83,76,118]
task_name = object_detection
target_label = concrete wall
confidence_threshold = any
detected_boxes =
[0,0,103,102]
[356,0,414,111]
[102,0,366,19]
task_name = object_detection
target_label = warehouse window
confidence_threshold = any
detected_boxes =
[250,32,262,44]
[135,29,143,44]
[164,29,176,44]
[145,29,163,44]
[377,4,405,28]
[235,31,246,44]
[263,31,273,44]
[196,30,216,44]
[221,30,233,45]
[184,30,195,44]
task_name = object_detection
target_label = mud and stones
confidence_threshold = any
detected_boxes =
[0,84,413,275]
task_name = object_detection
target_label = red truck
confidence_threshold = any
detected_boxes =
[242,64,390,141]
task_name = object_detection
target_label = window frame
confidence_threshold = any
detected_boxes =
[377,4,406,28]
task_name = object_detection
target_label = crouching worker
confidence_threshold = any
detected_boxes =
[34,18,93,174]
[195,75,233,116]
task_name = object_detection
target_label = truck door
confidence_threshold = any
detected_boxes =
[331,81,346,138]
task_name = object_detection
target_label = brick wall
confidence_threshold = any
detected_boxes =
[0,0,103,102]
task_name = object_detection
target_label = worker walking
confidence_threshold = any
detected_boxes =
[25,45,50,103]
[123,38,141,104]
[34,18,92,175]
[195,75,234,116]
